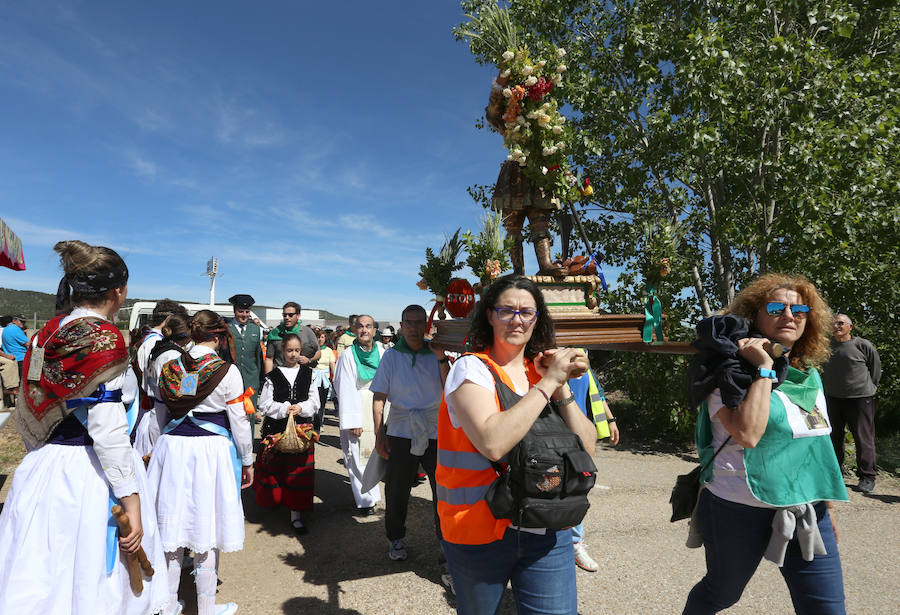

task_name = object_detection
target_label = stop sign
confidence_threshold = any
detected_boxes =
[444,278,476,318]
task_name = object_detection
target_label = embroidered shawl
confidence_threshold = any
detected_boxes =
[158,351,229,419]
[15,314,128,448]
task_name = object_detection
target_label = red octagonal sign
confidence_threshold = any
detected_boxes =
[445,278,476,318]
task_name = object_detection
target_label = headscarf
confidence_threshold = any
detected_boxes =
[55,262,129,312]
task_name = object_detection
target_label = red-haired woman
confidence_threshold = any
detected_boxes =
[683,273,848,614]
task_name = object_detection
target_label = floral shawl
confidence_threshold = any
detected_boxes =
[15,314,128,448]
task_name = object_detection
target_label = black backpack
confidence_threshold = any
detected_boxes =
[481,359,598,530]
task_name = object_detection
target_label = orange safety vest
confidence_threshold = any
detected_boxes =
[436,351,541,545]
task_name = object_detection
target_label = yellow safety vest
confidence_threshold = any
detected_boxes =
[574,348,610,440]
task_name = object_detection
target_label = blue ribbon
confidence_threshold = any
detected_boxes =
[587,253,608,291]
[163,413,242,490]
[68,385,125,576]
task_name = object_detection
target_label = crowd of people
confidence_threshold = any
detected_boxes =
[0,239,885,615]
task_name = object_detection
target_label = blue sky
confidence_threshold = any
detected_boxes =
[0,1,566,321]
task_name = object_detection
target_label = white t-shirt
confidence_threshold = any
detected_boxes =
[445,355,528,429]
[370,348,442,440]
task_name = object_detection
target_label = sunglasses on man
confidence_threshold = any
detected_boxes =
[282,312,297,317]
[765,302,810,319]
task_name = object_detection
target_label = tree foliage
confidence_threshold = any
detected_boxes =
[457,0,900,432]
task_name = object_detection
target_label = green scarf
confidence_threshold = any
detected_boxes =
[393,335,432,367]
[351,339,381,382]
[267,323,301,342]
[777,366,821,413]
[344,331,357,339]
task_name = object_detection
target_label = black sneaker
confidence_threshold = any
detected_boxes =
[857,477,875,493]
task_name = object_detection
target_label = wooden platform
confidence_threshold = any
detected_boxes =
[430,313,696,354]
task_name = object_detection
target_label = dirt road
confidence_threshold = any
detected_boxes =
[2,406,898,614]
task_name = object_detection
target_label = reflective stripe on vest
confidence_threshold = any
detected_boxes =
[436,483,491,506]
[574,348,610,440]
[438,448,493,471]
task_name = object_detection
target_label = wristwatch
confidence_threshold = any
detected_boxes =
[757,367,777,380]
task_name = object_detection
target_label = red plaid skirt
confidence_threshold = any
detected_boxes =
[253,445,315,511]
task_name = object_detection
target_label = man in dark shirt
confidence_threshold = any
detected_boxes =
[822,314,881,493]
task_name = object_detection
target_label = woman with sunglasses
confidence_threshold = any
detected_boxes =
[437,275,595,615]
[683,273,849,615]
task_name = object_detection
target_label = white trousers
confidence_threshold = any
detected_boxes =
[339,428,381,508]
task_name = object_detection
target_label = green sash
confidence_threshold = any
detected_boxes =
[393,336,432,367]
[697,368,848,506]
[351,340,381,382]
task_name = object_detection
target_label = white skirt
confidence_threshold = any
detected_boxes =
[0,444,169,615]
[132,408,155,458]
[147,433,245,553]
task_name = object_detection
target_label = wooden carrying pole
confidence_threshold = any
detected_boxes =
[111,505,155,594]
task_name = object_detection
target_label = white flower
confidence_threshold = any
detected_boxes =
[541,166,549,174]
[516,115,527,125]
[527,110,538,119]
[502,50,515,62]
[522,65,534,76]
[557,48,567,58]
[507,154,515,161]
[500,69,511,78]
[557,64,567,73]
[518,159,527,167]
[556,141,566,150]
[502,87,513,98]
[543,146,558,156]
[558,116,566,124]
[552,125,563,134]
[525,76,538,86]
[536,60,546,68]
[538,114,551,126]
[542,102,551,110]
[551,74,562,85]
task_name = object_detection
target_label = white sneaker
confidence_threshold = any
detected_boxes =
[388,538,407,561]
[215,603,238,615]
[573,542,598,572]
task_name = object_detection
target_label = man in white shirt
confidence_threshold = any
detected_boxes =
[371,305,449,562]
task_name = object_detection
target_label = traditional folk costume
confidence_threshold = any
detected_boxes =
[333,340,385,511]
[254,365,319,527]
[132,327,164,456]
[0,308,169,615]
[147,345,252,615]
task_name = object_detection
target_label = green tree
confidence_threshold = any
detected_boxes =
[457,0,899,433]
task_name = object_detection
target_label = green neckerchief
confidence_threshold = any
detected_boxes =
[351,339,381,382]
[777,366,820,413]
[267,323,301,342]
[393,335,432,367]
[319,344,328,350]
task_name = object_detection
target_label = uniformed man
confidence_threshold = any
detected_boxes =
[228,294,264,420]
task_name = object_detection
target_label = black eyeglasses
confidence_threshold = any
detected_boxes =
[282,312,297,317]
[765,302,810,319]
[494,307,538,323]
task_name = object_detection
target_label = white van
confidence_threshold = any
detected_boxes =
[125,301,265,331]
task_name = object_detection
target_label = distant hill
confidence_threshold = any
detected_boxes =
[0,287,345,327]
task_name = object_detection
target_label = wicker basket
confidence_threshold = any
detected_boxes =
[273,412,313,454]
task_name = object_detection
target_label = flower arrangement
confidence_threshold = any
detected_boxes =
[639,220,682,288]
[460,4,588,203]
[463,209,514,287]
[417,229,465,298]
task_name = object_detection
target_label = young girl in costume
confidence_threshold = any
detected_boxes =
[254,333,320,534]
[145,313,192,450]
[147,310,253,615]
[0,240,169,615]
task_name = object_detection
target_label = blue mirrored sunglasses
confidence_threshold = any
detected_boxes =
[766,302,810,318]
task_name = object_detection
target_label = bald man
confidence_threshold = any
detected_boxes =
[822,314,881,493]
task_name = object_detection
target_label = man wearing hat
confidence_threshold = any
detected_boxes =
[228,294,264,426]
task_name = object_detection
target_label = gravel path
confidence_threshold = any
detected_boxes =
[2,406,898,614]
